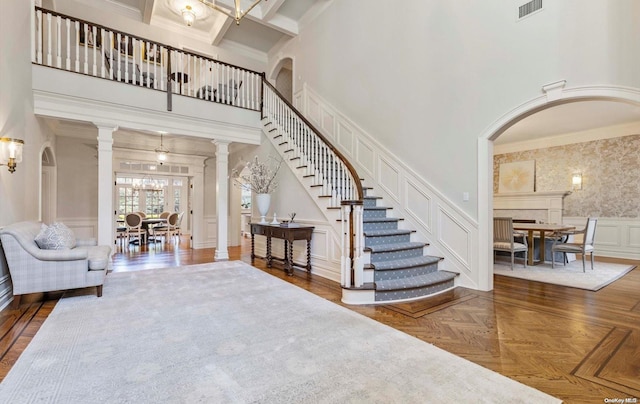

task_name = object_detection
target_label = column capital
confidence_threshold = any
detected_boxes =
[93,122,119,131]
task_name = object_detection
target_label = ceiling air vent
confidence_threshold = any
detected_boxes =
[519,0,543,19]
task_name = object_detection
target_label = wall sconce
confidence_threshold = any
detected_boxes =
[0,137,24,173]
[572,172,582,190]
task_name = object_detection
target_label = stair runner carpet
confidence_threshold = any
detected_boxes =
[362,190,457,302]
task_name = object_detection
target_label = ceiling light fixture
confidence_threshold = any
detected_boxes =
[155,133,170,165]
[182,5,196,26]
[197,0,266,25]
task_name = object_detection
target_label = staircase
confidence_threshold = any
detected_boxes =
[361,188,457,302]
[261,82,458,304]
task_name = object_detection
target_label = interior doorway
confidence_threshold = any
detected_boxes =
[40,146,56,223]
[115,173,191,250]
[271,57,293,104]
[479,86,640,291]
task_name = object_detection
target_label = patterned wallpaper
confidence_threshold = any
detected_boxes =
[494,134,640,218]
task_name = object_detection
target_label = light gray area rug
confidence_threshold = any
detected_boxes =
[0,261,560,403]
[494,259,636,291]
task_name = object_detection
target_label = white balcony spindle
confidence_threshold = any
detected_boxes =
[91,25,97,76]
[74,21,79,72]
[36,10,42,64]
[55,16,61,68]
[46,13,52,66]
[65,18,70,70]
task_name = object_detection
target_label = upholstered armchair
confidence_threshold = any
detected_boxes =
[0,221,111,307]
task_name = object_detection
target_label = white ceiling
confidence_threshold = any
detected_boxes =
[99,0,323,55]
[496,100,640,145]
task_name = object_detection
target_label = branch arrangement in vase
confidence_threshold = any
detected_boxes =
[233,155,283,194]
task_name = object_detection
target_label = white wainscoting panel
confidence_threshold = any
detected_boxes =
[300,84,480,289]
[629,225,640,248]
[405,178,432,232]
[194,216,217,249]
[563,217,640,260]
[322,109,336,139]
[337,121,354,155]
[308,97,321,126]
[57,217,97,240]
[437,208,472,271]
[377,156,401,203]
[356,137,376,178]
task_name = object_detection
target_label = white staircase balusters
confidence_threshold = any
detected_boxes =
[263,82,365,288]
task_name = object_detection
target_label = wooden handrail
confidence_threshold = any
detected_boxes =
[34,6,263,77]
[261,79,363,202]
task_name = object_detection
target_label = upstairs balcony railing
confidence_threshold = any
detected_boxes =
[32,7,262,112]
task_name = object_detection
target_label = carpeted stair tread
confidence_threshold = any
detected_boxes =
[363,217,401,223]
[375,271,457,291]
[370,255,441,271]
[366,241,425,253]
[364,229,413,237]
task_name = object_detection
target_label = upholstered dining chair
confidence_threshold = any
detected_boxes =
[124,212,145,249]
[493,217,528,270]
[159,211,171,219]
[152,212,179,244]
[551,217,598,272]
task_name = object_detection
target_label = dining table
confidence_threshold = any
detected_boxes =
[142,218,167,243]
[512,223,576,266]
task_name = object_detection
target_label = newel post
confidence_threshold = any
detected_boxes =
[341,201,364,288]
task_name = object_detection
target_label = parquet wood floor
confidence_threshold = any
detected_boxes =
[1,239,638,403]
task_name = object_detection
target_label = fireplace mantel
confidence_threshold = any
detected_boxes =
[494,191,572,224]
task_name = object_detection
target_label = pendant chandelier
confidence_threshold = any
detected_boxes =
[133,175,164,191]
[155,133,170,165]
[196,0,265,25]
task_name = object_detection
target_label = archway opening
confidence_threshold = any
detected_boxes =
[480,91,640,291]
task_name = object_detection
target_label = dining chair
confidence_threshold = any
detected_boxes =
[493,217,528,270]
[551,217,598,272]
[152,212,179,244]
[159,211,171,219]
[174,212,185,243]
[124,212,145,249]
[115,224,127,252]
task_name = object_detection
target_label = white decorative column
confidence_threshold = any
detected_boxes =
[214,140,230,260]
[95,123,118,247]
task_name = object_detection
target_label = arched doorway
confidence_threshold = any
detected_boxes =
[270,57,294,104]
[478,84,640,290]
[40,145,56,223]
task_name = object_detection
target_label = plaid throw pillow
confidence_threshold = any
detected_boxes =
[35,222,76,250]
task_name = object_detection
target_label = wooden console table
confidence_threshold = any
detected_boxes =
[250,223,314,276]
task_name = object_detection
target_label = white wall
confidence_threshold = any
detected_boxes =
[0,0,56,309]
[56,135,98,219]
[270,0,640,220]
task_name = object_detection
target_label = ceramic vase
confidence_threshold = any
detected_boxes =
[256,193,271,224]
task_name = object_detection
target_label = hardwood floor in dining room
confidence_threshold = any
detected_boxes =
[0,239,638,404]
